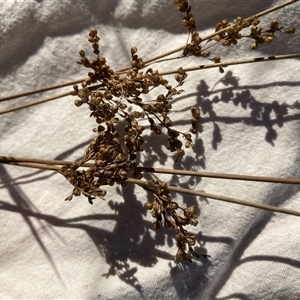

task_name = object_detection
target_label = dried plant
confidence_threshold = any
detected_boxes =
[1,0,300,264]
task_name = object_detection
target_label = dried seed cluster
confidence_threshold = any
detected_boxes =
[61,0,296,262]
[175,0,295,61]
[173,0,203,57]
[213,16,295,52]
[63,27,201,261]
[213,16,295,50]
[144,181,208,262]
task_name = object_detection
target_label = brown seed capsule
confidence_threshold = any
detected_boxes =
[251,41,258,50]
[131,46,137,56]
[270,19,279,29]
[177,149,185,158]
[73,188,81,196]
[74,100,83,107]
[286,27,295,34]
[226,26,234,35]
[145,202,153,210]
[186,205,197,216]
[189,218,199,226]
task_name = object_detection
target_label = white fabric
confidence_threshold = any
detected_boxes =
[1,1,300,299]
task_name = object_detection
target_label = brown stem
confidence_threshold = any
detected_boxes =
[0,79,82,102]
[1,161,62,171]
[0,92,71,115]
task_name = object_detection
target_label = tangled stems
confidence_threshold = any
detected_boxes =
[0,0,299,262]
[56,0,298,261]
[3,155,300,261]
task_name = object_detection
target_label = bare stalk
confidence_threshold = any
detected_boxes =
[0,92,71,115]
[0,79,82,102]
[136,166,300,185]
[1,161,62,171]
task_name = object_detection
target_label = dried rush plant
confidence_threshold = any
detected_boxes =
[1,0,300,263]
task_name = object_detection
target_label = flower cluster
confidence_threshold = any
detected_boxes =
[174,0,295,60]
[61,0,296,262]
[213,16,295,50]
[144,181,208,262]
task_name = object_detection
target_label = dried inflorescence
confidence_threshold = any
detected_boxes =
[144,181,209,262]
[213,16,295,50]
[60,0,296,262]
[62,25,200,260]
[175,0,295,61]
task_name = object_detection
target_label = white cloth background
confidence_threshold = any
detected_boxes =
[1,0,300,299]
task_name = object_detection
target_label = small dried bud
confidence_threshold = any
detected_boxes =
[212,56,221,63]
[189,218,199,226]
[131,46,137,56]
[270,19,279,29]
[177,149,185,158]
[285,27,295,34]
[74,100,83,107]
[145,202,153,210]
[186,205,197,216]
[251,41,258,50]
[191,106,200,118]
[226,26,234,35]
[119,170,128,178]
[73,188,81,196]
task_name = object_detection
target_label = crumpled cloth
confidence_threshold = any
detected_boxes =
[1,1,300,299]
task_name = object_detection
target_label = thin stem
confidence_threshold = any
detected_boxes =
[0,156,75,166]
[136,166,300,185]
[159,53,300,76]
[2,156,300,185]
[0,79,82,102]
[0,92,71,115]
[1,161,62,171]
[126,178,300,218]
